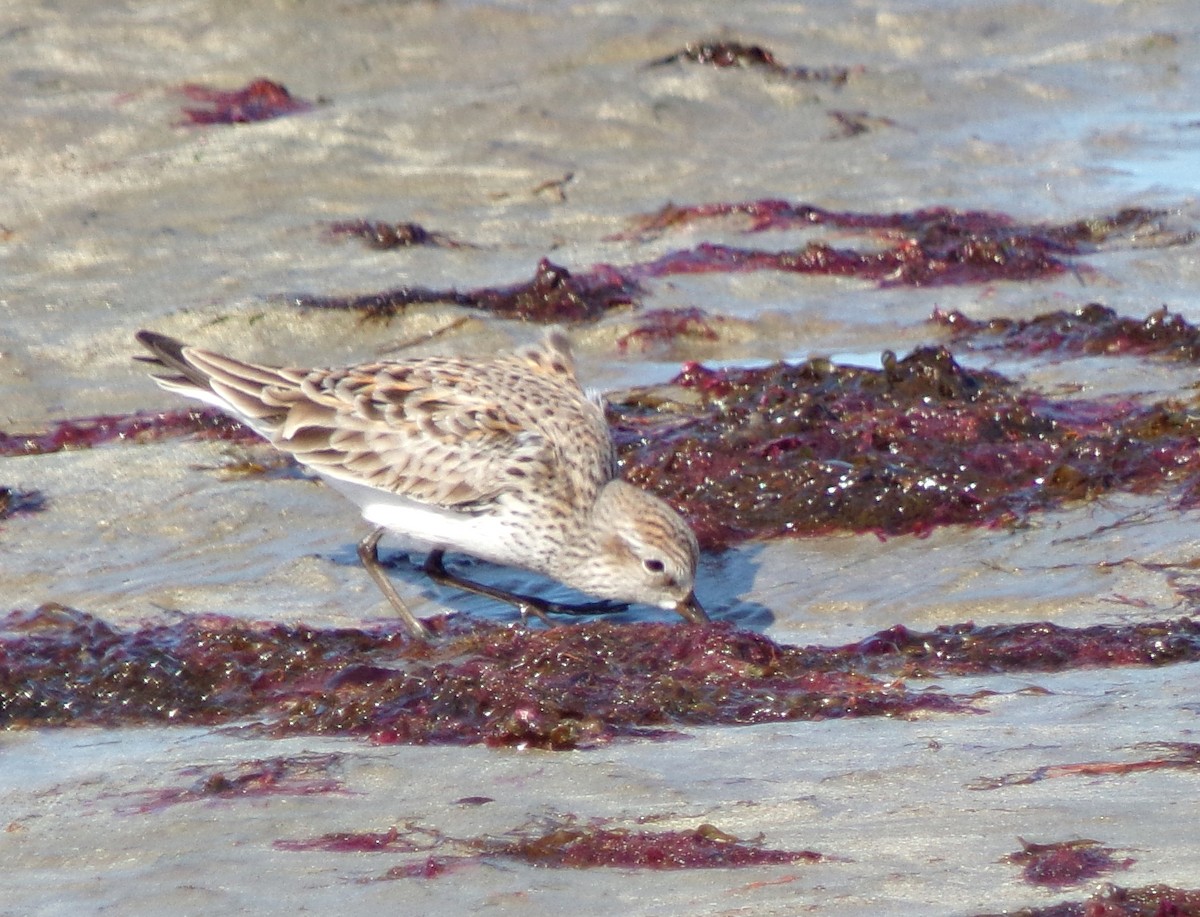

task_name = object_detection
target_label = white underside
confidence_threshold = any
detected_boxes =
[320,475,521,567]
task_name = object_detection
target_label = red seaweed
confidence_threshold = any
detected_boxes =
[1002,838,1134,888]
[178,78,314,125]
[481,821,823,870]
[970,742,1200,790]
[275,824,438,853]
[611,202,1173,287]
[616,307,723,352]
[936,303,1200,361]
[833,619,1200,676]
[617,200,1168,246]
[649,40,853,86]
[383,856,463,879]
[610,347,1200,549]
[286,207,1175,324]
[117,753,348,814]
[290,258,641,323]
[973,884,1200,917]
[633,236,1073,286]
[826,109,899,139]
[282,818,822,876]
[0,408,248,458]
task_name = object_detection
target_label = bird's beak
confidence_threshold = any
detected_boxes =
[674,592,709,624]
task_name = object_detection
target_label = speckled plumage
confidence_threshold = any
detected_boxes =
[135,329,706,637]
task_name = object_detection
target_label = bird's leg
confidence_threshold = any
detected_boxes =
[357,528,431,640]
[420,549,628,621]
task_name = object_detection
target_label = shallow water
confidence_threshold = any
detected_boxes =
[3,0,1200,913]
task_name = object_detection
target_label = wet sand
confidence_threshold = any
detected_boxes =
[3,1,1200,913]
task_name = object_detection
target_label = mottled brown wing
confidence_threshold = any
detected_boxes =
[138,329,605,511]
[176,346,556,508]
[282,361,558,508]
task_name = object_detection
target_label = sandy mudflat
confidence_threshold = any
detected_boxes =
[2,1,1200,914]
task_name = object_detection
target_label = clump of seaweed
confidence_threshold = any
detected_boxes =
[276,823,437,854]
[610,346,1200,548]
[969,742,1200,791]
[0,607,966,747]
[825,109,899,139]
[0,408,248,458]
[291,259,640,323]
[648,40,853,85]
[936,303,1200,361]
[617,204,1171,287]
[277,817,823,875]
[973,884,1200,917]
[1002,838,1134,888]
[835,619,1200,675]
[616,307,724,352]
[118,753,349,814]
[290,205,1175,324]
[177,78,314,124]
[618,201,1168,246]
[475,820,823,870]
[6,608,1200,749]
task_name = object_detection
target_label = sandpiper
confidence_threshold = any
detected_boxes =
[135,329,708,638]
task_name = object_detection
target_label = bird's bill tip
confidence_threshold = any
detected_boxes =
[674,592,709,624]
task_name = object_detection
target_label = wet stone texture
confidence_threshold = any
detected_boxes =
[0,408,249,458]
[936,303,1200,361]
[3,1,1199,910]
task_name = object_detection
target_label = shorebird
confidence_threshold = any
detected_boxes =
[136,329,707,638]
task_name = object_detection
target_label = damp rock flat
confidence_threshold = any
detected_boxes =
[3,1,1200,915]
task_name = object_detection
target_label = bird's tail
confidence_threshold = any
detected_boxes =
[134,330,300,434]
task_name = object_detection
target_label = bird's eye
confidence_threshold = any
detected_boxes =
[643,558,665,574]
